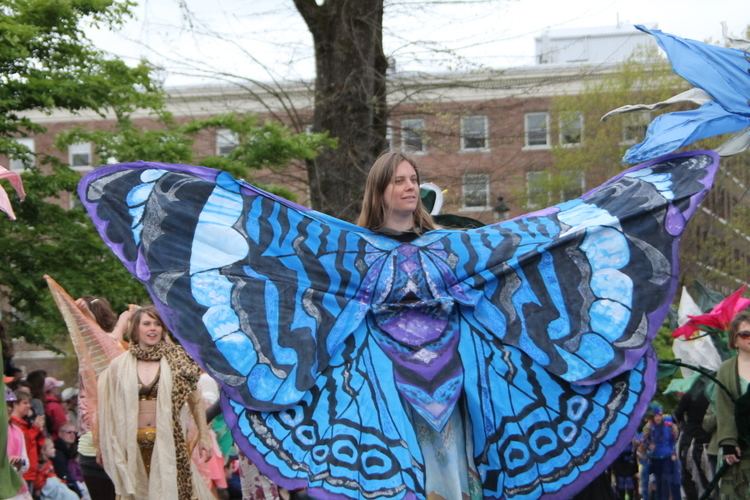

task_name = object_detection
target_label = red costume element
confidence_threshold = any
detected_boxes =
[673,285,750,339]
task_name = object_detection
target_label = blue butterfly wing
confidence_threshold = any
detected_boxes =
[78,161,398,411]
[422,151,719,385]
[78,151,717,499]
[220,320,425,499]
[458,314,657,498]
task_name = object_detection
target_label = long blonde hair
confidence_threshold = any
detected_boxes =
[357,151,436,233]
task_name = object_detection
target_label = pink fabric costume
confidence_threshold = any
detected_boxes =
[0,166,25,220]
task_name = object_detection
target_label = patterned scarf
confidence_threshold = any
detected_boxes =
[130,341,200,499]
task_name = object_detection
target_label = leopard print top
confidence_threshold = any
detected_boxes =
[130,342,200,499]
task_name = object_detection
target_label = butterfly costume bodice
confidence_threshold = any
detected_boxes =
[370,243,462,430]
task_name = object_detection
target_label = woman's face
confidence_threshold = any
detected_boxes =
[137,313,164,348]
[11,398,30,418]
[734,320,750,353]
[42,439,55,459]
[383,161,419,217]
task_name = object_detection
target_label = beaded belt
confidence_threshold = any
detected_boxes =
[137,426,157,475]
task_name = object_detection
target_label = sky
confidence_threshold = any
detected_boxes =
[87,0,749,88]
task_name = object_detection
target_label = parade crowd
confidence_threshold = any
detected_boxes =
[5,288,750,500]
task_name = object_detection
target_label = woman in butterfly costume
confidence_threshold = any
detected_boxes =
[77,145,717,499]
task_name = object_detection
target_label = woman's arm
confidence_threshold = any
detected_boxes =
[715,360,740,465]
[110,304,138,343]
[187,389,213,462]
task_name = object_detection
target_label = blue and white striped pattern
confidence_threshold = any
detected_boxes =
[79,150,718,499]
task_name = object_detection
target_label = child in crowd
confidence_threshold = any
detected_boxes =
[612,439,638,500]
[35,438,78,499]
[6,387,32,499]
[9,389,44,496]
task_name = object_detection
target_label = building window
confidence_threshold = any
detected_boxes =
[462,173,490,209]
[461,115,488,151]
[524,112,550,148]
[69,142,93,170]
[386,123,393,151]
[216,128,239,156]
[526,171,549,208]
[621,111,651,144]
[561,170,585,201]
[401,119,425,153]
[10,138,35,171]
[559,112,583,146]
[527,169,586,207]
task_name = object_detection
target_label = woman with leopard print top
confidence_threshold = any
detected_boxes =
[96,306,214,499]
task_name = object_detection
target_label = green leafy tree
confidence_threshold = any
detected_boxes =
[548,50,750,292]
[549,52,680,193]
[546,50,750,404]
[0,0,161,345]
[0,0,333,346]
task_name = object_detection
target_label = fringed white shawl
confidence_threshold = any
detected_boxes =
[97,352,212,499]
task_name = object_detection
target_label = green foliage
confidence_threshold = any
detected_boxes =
[0,161,149,346]
[184,114,334,178]
[0,0,160,140]
[0,1,334,346]
[652,325,680,412]
[56,113,335,179]
[549,53,682,190]
[55,112,335,196]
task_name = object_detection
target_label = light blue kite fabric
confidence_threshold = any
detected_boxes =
[624,25,750,164]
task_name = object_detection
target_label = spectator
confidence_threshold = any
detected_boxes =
[9,389,45,496]
[642,405,679,500]
[612,440,638,500]
[6,387,32,499]
[636,428,651,500]
[26,370,46,418]
[224,455,242,500]
[43,376,67,439]
[6,367,24,385]
[61,388,79,431]
[35,437,77,500]
[53,423,86,497]
[714,310,750,497]
[675,378,712,498]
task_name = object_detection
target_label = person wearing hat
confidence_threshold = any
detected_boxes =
[61,387,79,431]
[642,404,679,500]
[43,376,67,440]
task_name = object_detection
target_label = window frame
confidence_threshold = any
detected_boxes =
[9,138,35,172]
[216,128,239,156]
[401,118,426,154]
[69,142,93,171]
[460,115,489,152]
[524,112,550,149]
[461,172,491,211]
[559,112,583,147]
[560,170,586,201]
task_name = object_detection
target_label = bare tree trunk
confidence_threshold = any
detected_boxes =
[294,0,388,221]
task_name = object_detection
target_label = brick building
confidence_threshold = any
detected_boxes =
[3,25,749,291]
